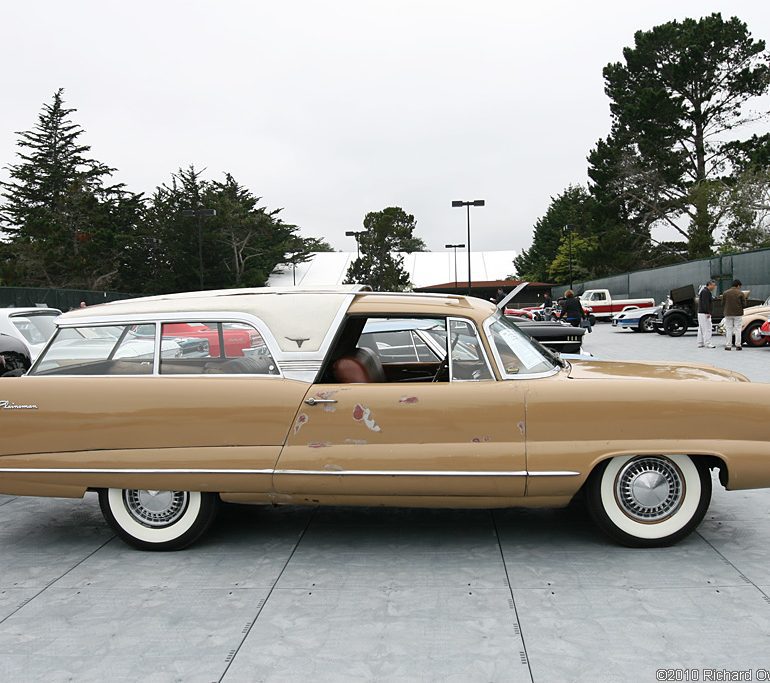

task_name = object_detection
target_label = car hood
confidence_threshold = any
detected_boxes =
[567,359,748,382]
[743,304,770,317]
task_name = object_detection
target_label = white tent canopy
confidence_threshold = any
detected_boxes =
[268,250,518,289]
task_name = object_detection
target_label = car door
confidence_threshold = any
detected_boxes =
[274,316,527,499]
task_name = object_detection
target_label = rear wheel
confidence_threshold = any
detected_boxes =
[743,321,768,348]
[99,488,219,551]
[586,454,711,547]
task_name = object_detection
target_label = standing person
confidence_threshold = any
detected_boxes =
[721,279,747,351]
[697,280,717,348]
[559,290,584,327]
[543,292,553,308]
[494,287,506,305]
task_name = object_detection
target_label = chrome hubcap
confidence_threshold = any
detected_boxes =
[615,458,684,522]
[124,490,189,528]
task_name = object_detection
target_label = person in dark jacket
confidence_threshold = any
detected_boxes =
[697,280,717,348]
[721,279,748,350]
[559,290,584,327]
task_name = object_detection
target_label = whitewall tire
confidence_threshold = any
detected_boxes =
[586,454,711,547]
[99,488,219,551]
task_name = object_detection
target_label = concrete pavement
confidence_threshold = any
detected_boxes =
[1,324,769,682]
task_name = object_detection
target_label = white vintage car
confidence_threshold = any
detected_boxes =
[0,307,61,360]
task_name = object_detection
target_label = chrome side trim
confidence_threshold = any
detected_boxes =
[527,470,580,477]
[274,469,529,477]
[0,468,274,475]
[0,468,580,477]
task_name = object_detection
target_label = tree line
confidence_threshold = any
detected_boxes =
[515,13,770,284]
[0,90,333,293]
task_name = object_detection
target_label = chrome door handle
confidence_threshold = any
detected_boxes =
[304,397,338,406]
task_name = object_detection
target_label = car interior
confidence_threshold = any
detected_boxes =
[319,316,492,384]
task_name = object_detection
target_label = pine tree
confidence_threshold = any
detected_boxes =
[343,207,419,291]
[0,90,142,289]
[0,89,142,288]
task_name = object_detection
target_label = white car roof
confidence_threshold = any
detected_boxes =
[59,287,365,354]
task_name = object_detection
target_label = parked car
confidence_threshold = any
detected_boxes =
[538,302,596,326]
[0,307,61,360]
[506,317,586,354]
[578,290,655,320]
[1,286,768,551]
[502,307,536,319]
[0,333,32,377]
[612,305,663,333]
[655,285,763,338]
[160,322,264,356]
[724,296,770,348]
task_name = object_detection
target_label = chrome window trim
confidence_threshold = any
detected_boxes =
[41,312,284,379]
[51,296,359,383]
[483,314,560,381]
[447,315,495,383]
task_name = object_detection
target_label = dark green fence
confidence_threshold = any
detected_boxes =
[553,247,770,305]
[0,287,141,311]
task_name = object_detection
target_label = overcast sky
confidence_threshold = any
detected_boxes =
[1,1,769,256]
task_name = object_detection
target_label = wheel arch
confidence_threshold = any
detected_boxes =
[578,450,728,493]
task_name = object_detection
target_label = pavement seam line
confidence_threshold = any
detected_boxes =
[217,508,318,683]
[0,497,17,507]
[491,510,535,683]
[696,529,770,602]
[0,534,115,626]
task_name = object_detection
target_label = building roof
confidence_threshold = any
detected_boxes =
[268,250,518,289]
[415,279,553,291]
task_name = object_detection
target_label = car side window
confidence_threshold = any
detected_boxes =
[447,319,493,381]
[159,321,278,375]
[32,325,156,375]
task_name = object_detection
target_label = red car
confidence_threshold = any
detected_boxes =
[161,322,264,357]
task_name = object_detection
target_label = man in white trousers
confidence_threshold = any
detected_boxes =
[721,279,748,350]
[697,280,717,348]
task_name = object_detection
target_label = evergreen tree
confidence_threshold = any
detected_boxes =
[344,207,422,291]
[600,13,770,258]
[0,89,143,288]
[119,167,331,294]
[513,186,597,282]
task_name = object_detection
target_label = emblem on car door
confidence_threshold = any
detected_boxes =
[0,400,38,410]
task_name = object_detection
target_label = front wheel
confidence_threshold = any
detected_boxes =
[639,315,655,333]
[99,489,219,551]
[663,315,688,337]
[586,454,711,547]
[743,321,768,348]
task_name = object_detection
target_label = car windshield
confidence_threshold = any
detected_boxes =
[10,312,58,345]
[484,312,556,377]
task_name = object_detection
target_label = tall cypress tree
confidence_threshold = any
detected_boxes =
[0,89,142,288]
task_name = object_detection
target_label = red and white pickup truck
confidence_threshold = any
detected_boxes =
[578,289,655,320]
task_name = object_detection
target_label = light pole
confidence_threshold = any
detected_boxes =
[445,243,465,291]
[563,224,574,290]
[451,200,485,295]
[181,208,217,290]
[345,230,365,259]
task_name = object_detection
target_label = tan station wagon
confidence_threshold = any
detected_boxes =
[1,286,769,550]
